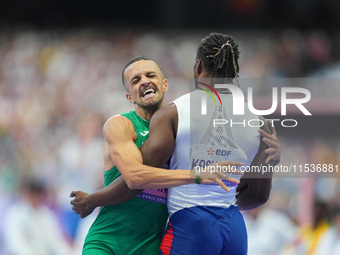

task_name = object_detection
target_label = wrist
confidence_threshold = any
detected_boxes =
[86,193,97,209]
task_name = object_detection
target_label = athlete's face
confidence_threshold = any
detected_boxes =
[124,60,168,110]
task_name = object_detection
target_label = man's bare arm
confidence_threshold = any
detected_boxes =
[236,119,277,210]
[70,113,188,217]
[70,114,180,218]
[140,104,177,167]
[70,176,141,218]
[71,110,241,217]
[104,111,240,189]
[107,115,238,189]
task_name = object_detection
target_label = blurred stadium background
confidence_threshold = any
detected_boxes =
[0,0,340,254]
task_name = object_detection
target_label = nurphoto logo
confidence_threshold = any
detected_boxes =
[199,83,312,128]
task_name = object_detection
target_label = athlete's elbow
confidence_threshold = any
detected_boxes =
[257,191,270,205]
[125,176,137,189]
[256,185,272,205]
[125,178,134,190]
[124,173,143,190]
[126,180,142,190]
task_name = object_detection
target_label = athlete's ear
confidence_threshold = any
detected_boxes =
[126,92,135,104]
[163,79,169,92]
[194,58,203,77]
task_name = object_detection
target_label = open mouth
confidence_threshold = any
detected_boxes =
[142,88,156,97]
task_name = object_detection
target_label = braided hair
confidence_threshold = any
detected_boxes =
[196,33,240,86]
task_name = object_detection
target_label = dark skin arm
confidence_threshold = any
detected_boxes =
[142,104,242,189]
[236,117,275,210]
[70,177,141,218]
[140,103,177,167]
[71,110,280,217]
[144,109,276,210]
[71,112,279,217]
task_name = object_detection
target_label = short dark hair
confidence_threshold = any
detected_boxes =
[121,55,163,90]
[196,33,240,80]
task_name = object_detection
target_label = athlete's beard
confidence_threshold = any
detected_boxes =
[136,94,164,112]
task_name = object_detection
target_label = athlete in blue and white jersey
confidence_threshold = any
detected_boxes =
[143,33,275,255]
[159,89,262,255]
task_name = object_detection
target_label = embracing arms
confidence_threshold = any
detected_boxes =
[71,107,241,217]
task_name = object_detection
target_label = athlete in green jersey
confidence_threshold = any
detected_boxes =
[83,111,168,255]
[73,56,239,255]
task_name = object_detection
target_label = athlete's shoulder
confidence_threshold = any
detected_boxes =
[104,113,133,127]
[103,114,135,141]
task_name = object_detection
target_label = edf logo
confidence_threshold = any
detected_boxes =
[207,148,231,157]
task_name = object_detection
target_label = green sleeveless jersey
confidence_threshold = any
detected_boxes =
[83,111,168,255]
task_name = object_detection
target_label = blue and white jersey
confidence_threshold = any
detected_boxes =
[168,89,260,216]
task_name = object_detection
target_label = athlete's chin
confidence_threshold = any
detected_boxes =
[142,97,158,103]
[142,95,162,104]
[139,99,162,110]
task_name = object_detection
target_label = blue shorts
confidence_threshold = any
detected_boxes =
[160,205,247,255]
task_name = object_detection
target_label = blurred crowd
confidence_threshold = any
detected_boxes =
[0,28,340,254]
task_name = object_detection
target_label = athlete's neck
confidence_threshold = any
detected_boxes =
[196,78,233,94]
[135,109,155,121]
[135,101,165,121]
[196,73,234,89]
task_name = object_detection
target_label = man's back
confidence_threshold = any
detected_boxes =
[168,90,260,216]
